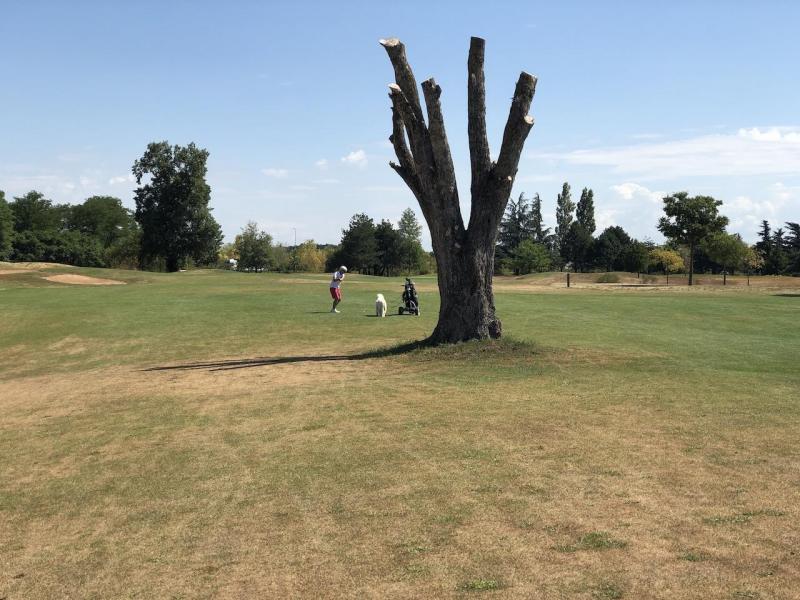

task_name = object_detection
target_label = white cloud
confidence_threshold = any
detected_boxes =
[605,182,667,241]
[738,127,800,143]
[108,174,134,185]
[315,178,340,184]
[341,149,367,169]
[314,159,328,170]
[595,208,620,232]
[530,126,800,180]
[770,181,799,202]
[611,182,663,204]
[261,168,288,178]
[290,184,316,191]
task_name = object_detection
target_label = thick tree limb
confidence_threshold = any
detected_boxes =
[421,78,458,203]
[389,105,416,178]
[388,84,438,199]
[495,71,537,183]
[467,37,491,195]
[380,39,427,128]
[468,71,537,241]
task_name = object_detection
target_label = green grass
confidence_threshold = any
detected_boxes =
[1,265,800,599]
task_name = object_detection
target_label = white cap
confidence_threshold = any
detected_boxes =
[340,266,348,272]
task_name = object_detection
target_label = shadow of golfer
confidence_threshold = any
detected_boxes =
[143,340,426,372]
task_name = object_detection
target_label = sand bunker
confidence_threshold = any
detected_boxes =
[44,274,125,286]
[0,270,21,275]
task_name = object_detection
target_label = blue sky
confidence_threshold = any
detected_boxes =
[2,0,798,247]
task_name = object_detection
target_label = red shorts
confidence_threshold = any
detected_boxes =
[330,287,341,301]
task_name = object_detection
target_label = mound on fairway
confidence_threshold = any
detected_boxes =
[43,273,125,285]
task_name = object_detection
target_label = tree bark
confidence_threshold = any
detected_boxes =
[688,242,695,286]
[380,37,537,344]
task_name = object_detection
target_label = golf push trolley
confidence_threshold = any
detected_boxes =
[399,278,420,316]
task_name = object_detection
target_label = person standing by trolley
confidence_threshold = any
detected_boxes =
[329,265,347,313]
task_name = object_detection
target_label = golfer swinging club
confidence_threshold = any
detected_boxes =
[329,265,347,313]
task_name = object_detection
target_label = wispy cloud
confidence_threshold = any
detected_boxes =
[108,174,134,185]
[261,168,289,178]
[314,159,328,170]
[341,149,367,169]
[530,127,800,180]
[605,180,799,243]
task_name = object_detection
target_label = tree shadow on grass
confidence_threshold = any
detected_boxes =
[773,293,800,297]
[142,340,428,372]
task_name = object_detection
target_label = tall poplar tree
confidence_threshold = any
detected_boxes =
[576,187,596,234]
[554,182,575,268]
[530,192,549,244]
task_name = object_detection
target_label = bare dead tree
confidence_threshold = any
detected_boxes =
[380,36,537,344]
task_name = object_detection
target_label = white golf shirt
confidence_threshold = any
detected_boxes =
[330,270,346,288]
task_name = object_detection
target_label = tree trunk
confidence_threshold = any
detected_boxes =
[381,37,536,344]
[430,231,501,343]
[688,242,695,286]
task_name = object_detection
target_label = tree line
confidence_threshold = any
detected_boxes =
[324,209,433,275]
[0,141,222,271]
[2,142,797,279]
[218,222,338,273]
[495,182,798,282]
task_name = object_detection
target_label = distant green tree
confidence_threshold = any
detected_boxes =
[328,213,377,274]
[530,192,550,244]
[594,226,631,271]
[702,232,748,279]
[0,190,13,260]
[657,192,728,285]
[398,207,422,241]
[10,230,104,266]
[576,187,596,235]
[620,240,651,275]
[563,221,594,272]
[132,141,222,271]
[374,219,404,275]
[766,227,789,274]
[67,196,135,247]
[10,191,63,233]
[499,193,532,252]
[785,222,800,273]
[234,221,273,271]
[105,228,141,269]
[755,220,772,257]
[554,182,575,269]
[512,239,551,275]
[397,208,427,274]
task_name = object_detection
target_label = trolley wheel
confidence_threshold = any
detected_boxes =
[398,307,404,315]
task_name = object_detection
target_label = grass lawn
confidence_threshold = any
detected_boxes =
[1,264,799,599]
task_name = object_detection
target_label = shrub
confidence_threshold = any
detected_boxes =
[595,273,620,283]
